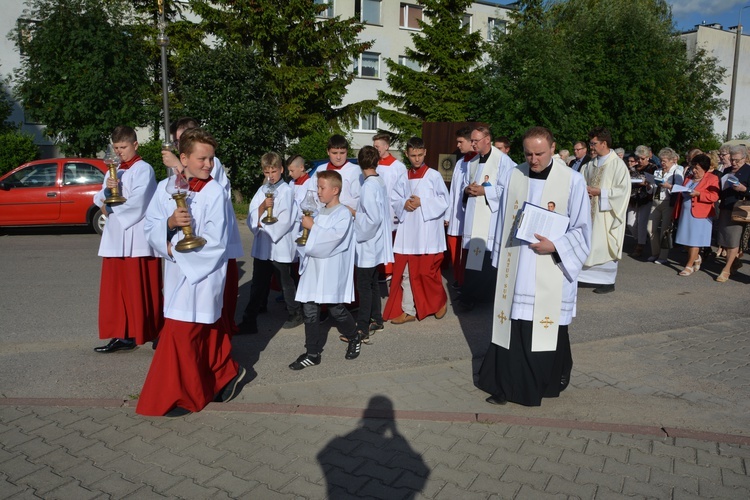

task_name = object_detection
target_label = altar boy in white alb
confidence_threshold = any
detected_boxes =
[478,127,591,407]
[445,127,476,289]
[138,128,245,417]
[93,126,161,353]
[290,170,357,370]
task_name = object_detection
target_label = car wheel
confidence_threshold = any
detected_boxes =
[91,208,107,235]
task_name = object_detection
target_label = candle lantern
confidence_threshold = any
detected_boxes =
[295,190,318,246]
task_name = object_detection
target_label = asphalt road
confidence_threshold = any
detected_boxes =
[1,223,748,403]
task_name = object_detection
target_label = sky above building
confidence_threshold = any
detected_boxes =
[668,0,750,31]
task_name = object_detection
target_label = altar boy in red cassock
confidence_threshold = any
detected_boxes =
[137,128,246,417]
[93,126,161,353]
[383,137,450,324]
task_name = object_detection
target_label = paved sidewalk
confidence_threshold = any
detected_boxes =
[2,230,750,498]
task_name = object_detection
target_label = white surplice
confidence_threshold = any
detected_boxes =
[295,203,355,304]
[376,155,409,232]
[247,180,296,263]
[445,152,476,237]
[145,179,229,324]
[393,166,449,254]
[212,157,243,260]
[355,175,394,268]
[95,159,157,258]
[313,162,362,212]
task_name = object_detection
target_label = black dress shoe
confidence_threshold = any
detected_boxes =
[165,407,191,417]
[593,284,615,294]
[94,338,136,353]
[485,393,507,405]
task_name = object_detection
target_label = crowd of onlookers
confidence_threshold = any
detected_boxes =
[559,142,750,281]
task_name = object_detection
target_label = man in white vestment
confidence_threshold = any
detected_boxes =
[577,127,630,294]
[456,126,516,311]
[478,127,591,407]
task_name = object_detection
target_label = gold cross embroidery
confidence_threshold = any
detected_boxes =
[540,316,554,329]
[473,247,481,256]
[497,311,507,324]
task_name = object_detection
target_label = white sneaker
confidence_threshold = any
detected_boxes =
[647,256,658,262]
[655,259,668,265]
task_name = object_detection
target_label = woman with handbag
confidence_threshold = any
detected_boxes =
[716,145,750,282]
[673,154,720,276]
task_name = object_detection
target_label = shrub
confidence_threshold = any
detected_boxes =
[0,130,39,176]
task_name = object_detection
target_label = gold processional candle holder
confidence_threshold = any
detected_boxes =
[295,190,318,246]
[103,144,127,205]
[261,177,279,225]
[167,168,207,252]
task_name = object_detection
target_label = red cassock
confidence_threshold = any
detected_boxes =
[383,253,447,321]
[98,256,162,344]
[445,234,467,286]
[135,318,238,416]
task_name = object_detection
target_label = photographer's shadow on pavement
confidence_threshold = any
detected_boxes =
[317,395,430,499]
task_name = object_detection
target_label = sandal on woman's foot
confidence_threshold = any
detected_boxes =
[716,271,731,282]
[693,256,702,272]
[679,267,694,276]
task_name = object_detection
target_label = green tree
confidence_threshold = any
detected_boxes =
[176,44,285,198]
[469,0,726,154]
[0,130,39,175]
[190,0,372,142]
[9,0,152,156]
[378,0,484,144]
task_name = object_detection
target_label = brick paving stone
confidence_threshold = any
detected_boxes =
[204,470,257,498]
[627,448,673,473]
[162,478,220,499]
[171,459,223,485]
[103,454,152,477]
[0,407,32,424]
[504,426,549,443]
[12,415,51,434]
[385,450,433,474]
[151,430,197,453]
[44,479,99,500]
[0,447,15,465]
[696,449,745,473]
[238,484,297,500]
[62,460,113,487]
[279,475,327,498]
[1,455,43,482]
[592,486,641,500]
[428,463,477,489]
[121,485,168,499]
[415,431,457,452]
[46,409,86,428]
[622,476,673,498]
[721,468,750,489]
[280,457,324,484]
[545,474,597,498]
[673,459,723,482]
[85,425,132,449]
[420,446,466,469]
[357,477,416,500]
[698,478,750,498]
[78,442,125,466]
[113,435,161,458]
[543,431,588,453]
[34,448,85,473]
[314,447,365,474]
[100,412,145,432]
[674,438,718,454]
[652,439,697,462]
[141,448,191,472]
[9,438,57,461]
[63,418,109,437]
[530,457,578,481]
[500,465,550,490]
[720,444,750,460]
[134,465,186,494]
[211,453,260,477]
[351,460,405,486]
[180,442,229,465]
[15,467,70,496]
[458,455,506,478]
[213,435,257,459]
[559,448,606,471]
[88,472,141,497]
[607,434,652,454]
[514,484,566,499]
[469,474,522,497]
[320,466,370,495]
[21,423,69,445]
[568,429,612,443]
[442,423,490,444]
[650,468,700,492]
[585,438,630,463]
[602,457,649,482]
[248,464,292,491]
[1,428,35,449]
[488,447,537,470]
[49,431,97,454]
[124,420,171,442]
[434,481,489,500]
[246,430,299,453]
[478,433,524,452]
[575,467,623,492]
[518,440,564,462]
[188,428,232,448]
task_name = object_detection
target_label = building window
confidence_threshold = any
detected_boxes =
[400,3,423,30]
[462,14,472,31]
[16,18,39,56]
[354,52,380,78]
[359,112,378,131]
[315,0,333,18]
[398,55,421,72]
[487,18,507,41]
[355,0,381,25]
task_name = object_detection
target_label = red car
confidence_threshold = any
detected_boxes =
[0,158,108,234]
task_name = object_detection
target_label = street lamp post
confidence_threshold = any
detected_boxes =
[157,0,171,147]
[727,5,750,141]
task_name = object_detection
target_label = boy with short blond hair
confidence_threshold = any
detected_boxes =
[138,128,245,416]
[383,137,450,324]
[93,125,161,353]
[239,152,301,334]
[291,170,357,369]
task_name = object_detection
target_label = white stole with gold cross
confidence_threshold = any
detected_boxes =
[492,161,572,352]
[466,148,501,270]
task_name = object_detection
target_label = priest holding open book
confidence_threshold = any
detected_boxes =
[478,127,592,407]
